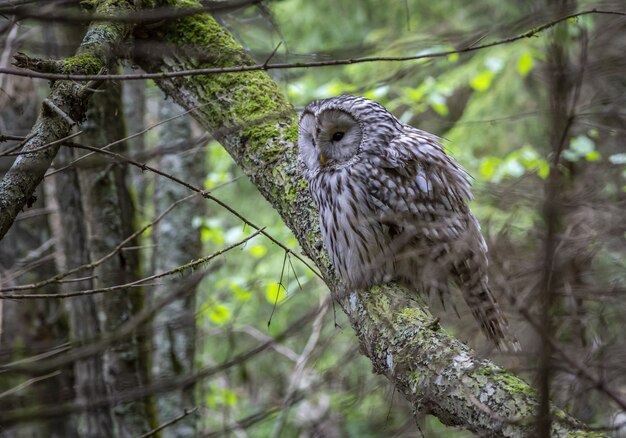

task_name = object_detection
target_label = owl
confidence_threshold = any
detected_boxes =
[298,95,518,351]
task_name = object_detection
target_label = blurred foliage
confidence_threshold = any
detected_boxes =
[135,1,625,435]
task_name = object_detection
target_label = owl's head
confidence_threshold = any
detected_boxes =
[298,95,400,176]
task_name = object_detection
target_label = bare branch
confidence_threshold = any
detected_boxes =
[138,407,199,438]
[0,227,263,299]
[0,9,622,82]
[0,0,136,240]
[0,0,264,25]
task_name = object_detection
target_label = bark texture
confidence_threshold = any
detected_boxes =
[134,2,603,436]
[78,79,155,436]
[0,0,134,240]
[47,148,114,437]
[150,100,204,437]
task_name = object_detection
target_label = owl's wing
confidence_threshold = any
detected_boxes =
[364,129,519,351]
[365,128,474,241]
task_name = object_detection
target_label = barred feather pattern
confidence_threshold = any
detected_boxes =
[298,95,518,351]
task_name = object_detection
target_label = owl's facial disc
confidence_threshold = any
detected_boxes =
[316,109,362,167]
[298,111,320,174]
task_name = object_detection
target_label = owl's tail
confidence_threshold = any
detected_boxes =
[455,263,520,351]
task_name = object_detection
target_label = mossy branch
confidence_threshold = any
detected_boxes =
[0,0,135,240]
[135,2,604,436]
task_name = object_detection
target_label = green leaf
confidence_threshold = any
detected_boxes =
[222,388,238,406]
[502,159,525,178]
[229,283,252,301]
[564,135,596,162]
[249,244,268,258]
[470,70,495,92]
[207,386,238,409]
[204,171,229,189]
[479,157,501,180]
[537,161,550,179]
[429,93,448,116]
[431,102,448,116]
[447,53,459,62]
[208,304,231,325]
[517,52,534,76]
[201,227,224,245]
[265,282,287,304]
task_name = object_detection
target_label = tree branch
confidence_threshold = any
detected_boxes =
[0,0,135,240]
[0,9,623,82]
[130,1,605,436]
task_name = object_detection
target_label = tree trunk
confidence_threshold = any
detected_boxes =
[77,78,156,436]
[47,148,115,437]
[149,100,205,437]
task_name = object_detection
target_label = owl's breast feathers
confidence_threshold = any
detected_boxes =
[311,166,395,289]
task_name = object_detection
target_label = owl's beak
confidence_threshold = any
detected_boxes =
[318,152,328,166]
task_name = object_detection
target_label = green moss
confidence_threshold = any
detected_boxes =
[63,52,102,75]
[275,169,301,204]
[566,432,608,438]
[160,0,246,64]
[295,177,309,193]
[475,366,536,397]
[80,0,98,8]
[243,123,281,151]
[366,287,394,320]
[398,307,430,321]
[154,0,292,127]
[285,120,300,143]
[63,1,133,74]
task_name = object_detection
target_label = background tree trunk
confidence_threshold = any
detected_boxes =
[77,77,156,436]
[149,100,205,437]
[47,147,114,437]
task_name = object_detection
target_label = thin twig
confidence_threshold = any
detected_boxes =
[0,130,83,157]
[138,407,199,438]
[42,98,76,125]
[0,10,622,82]
[0,193,198,292]
[0,228,263,299]
[45,104,207,177]
[62,141,323,280]
[0,371,60,399]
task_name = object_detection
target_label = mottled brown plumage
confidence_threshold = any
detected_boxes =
[298,95,518,350]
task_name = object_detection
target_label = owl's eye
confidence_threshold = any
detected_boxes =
[331,132,345,142]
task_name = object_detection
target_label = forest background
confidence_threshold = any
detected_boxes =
[0,0,624,437]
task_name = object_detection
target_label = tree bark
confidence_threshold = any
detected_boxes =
[1,21,80,438]
[150,100,204,437]
[133,2,603,436]
[47,147,114,437]
[0,0,135,240]
[77,78,156,436]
